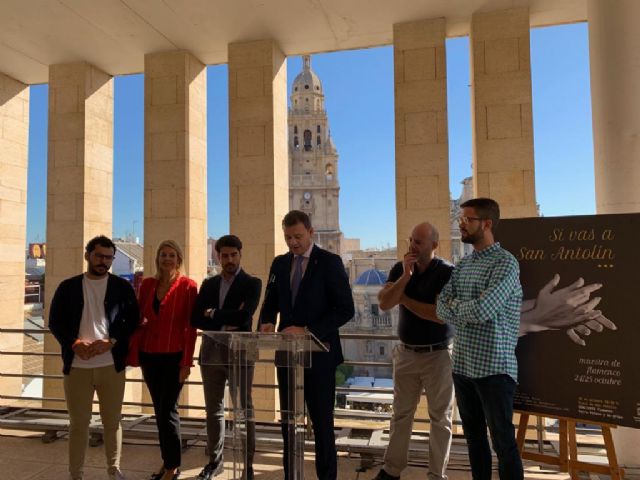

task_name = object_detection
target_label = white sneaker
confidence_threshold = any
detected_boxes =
[108,469,126,480]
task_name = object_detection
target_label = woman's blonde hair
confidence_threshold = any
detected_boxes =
[154,239,184,279]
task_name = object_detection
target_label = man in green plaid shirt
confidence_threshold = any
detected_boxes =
[436,198,524,480]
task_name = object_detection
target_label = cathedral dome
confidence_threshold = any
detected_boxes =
[292,55,323,95]
[355,269,388,286]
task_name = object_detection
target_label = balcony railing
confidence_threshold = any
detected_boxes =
[0,327,398,410]
[0,325,608,469]
[290,174,336,187]
[344,315,394,331]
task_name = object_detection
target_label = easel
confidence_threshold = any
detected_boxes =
[515,411,625,479]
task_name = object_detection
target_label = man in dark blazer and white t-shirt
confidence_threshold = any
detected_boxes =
[259,210,355,480]
[49,235,139,480]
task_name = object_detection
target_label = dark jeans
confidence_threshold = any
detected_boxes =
[453,373,524,480]
[200,344,255,470]
[277,363,337,480]
[140,351,184,470]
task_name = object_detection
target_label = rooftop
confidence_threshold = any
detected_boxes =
[115,241,144,268]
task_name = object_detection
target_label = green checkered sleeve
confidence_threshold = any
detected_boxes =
[437,243,522,381]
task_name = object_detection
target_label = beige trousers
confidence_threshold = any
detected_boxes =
[63,365,125,479]
[383,345,454,480]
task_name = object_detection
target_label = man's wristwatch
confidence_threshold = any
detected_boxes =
[109,338,117,346]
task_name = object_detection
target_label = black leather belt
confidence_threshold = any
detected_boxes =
[403,341,452,353]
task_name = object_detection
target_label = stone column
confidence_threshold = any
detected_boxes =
[589,0,640,214]
[394,19,452,260]
[393,20,451,427]
[228,40,288,421]
[0,73,29,402]
[43,62,114,406]
[144,51,207,282]
[144,51,207,413]
[588,0,640,466]
[470,8,537,218]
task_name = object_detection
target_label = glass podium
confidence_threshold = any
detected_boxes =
[201,331,328,479]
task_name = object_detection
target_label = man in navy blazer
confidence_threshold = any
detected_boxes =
[259,210,355,480]
[191,235,262,480]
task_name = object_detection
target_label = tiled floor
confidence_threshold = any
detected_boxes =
[0,428,585,480]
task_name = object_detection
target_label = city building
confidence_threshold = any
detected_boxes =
[207,237,221,277]
[289,55,354,254]
[112,241,144,277]
[342,267,397,379]
[450,177,474,264]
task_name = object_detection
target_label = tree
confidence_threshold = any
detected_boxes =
[335,364,354,386]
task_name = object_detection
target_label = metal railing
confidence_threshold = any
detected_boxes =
[0,324,609,471]
[24,283,44,304]
[0,327,398,410]
[0,325,432,469]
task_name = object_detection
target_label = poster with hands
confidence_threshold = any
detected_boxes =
[498,213,640,428]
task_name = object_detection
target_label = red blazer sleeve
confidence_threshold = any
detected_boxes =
[181,278,199,367]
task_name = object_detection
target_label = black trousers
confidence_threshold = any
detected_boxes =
[453,373,523,480]
[277,362,337,480]
[140,351,184,470]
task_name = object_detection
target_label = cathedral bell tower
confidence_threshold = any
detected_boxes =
[289,55,342,254]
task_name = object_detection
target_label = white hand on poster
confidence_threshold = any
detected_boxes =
[566,313,617,346]
[519,274,616,344]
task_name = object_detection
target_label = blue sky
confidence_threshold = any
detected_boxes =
[25,22,594,249]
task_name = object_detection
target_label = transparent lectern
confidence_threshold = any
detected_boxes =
[201,331,328,480]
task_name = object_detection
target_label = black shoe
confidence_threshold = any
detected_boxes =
[373,469,399,480]
[196,463,223,480]
[151,469,180,480]
[149,471,164,480]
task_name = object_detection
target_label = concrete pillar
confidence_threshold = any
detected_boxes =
[470,8,537,218]
[43,62,114,406]
[589,0,640,468]
[394,19,452,260]
[228,40,288,421]
[392,18,451,424]
[588,0,640,214]
[144,51,207,413]
[0,73,29,402]
[143,51,207,282]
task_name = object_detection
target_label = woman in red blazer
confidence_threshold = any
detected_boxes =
[136,240,197,480]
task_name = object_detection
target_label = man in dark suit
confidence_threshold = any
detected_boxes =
[191,235,262,480]
[259,210,355,480]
